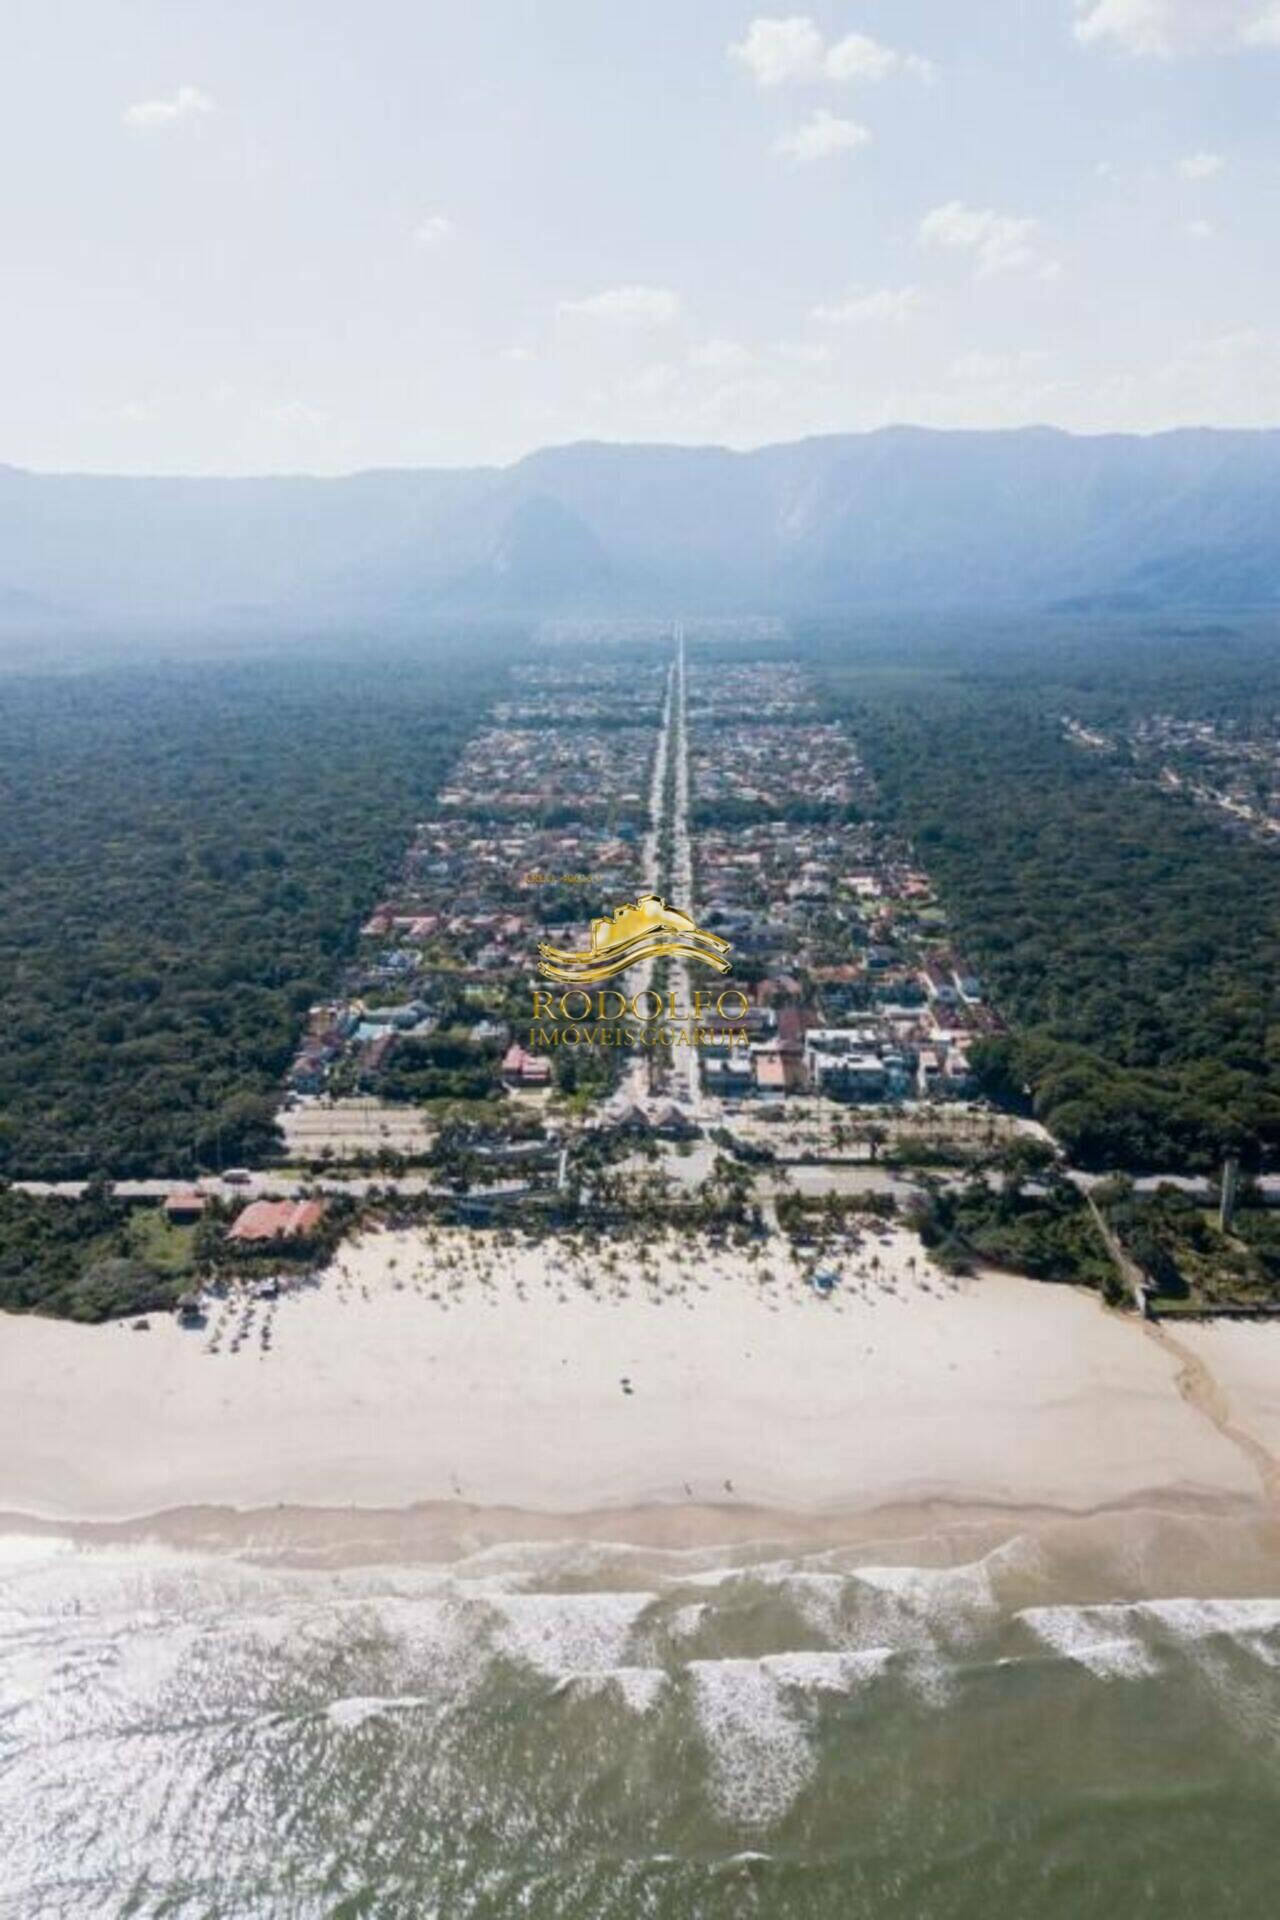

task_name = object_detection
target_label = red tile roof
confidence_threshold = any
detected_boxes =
[227,1199,327,1244]
[165,1189,208,1217]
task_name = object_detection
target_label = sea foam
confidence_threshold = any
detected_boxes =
[486,1588,655,1678]
[689,1657,817,1827]
[1020,1604,1161,1681]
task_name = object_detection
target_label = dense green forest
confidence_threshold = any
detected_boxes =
[0,649,494,1178]
[1095,1177,1279,1308]
[5,618,1278,1182]
[379,1028,505,1105]
[0,1180,359,1320]
[0,1183,194,1320]
[907,1173,1118,1298]
[819,622,1280,1171]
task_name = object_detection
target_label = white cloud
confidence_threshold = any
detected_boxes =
[557,284,681,324]
[775,340,834,365]
[1195,324,1271,356]
[729,16,934,85]
[697,337,833,376]
[812,285,923,324]
[826,32,937,83]
[413,213,453,247]
[1074,1,1280,57]
[1179,149,1225,176]
[631,362,679,398]
[919,200,1042,275]
[1138,325,1280,420]
[774,108,871,164]
[950,347,1049,383]
[729,15,826,84]
[1244,4,1280,39]
[824,31,899,81]
[689,337,757,370]
[123,84,214,131]
[263,401,329,431]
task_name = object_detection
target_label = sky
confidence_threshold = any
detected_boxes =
[3,0,1279,473]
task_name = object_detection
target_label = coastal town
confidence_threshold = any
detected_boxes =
[14,635,1279,1326]
[1063,709,1280,843]
[283,656,666,1120]
[11,10,1280,1907]
[278,640,996,1148]
[8,627,1280,1528]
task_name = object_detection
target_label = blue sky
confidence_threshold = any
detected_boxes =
[3,0,1278,471]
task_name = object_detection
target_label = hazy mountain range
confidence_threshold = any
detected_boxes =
[3,425,1279,629]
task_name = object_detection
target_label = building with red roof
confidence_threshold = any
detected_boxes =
[227,1199,328,1244]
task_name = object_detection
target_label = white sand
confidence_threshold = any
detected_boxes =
[0,1228,1263,1525]
[1177,1321,1280,1456]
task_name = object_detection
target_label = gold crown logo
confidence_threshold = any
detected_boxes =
[537,893,732,984]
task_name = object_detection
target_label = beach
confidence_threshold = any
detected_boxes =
[0,1226,1272,1535]
[6,1228,1280,1917]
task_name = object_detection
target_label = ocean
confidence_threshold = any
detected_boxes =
[4,1509,1280,1919]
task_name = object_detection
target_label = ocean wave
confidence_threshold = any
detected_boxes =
[851,1555,1004,1642]
[484,1588,656,1678]
[558,1665,669,1713]
[0,1533,76,1568]
[666,1601,709,1641]
[324,1693,436,1730]
[688,1657,816,1827]
[8,1527,1280,1902]
[760,1647,895,1693]
[1019,1595,1280,1684]
[1019,1604,1162,1681]
[1141,1596,1280,1662]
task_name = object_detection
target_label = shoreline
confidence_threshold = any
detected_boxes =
[2,1225,1277,1543]
[1,1486,1272,1574]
